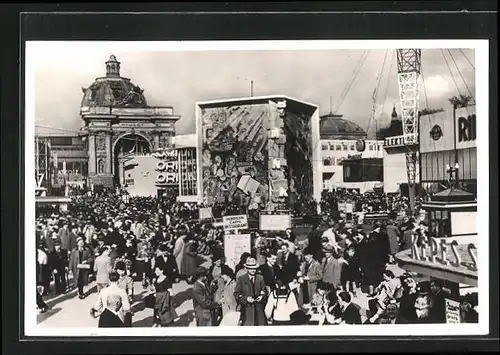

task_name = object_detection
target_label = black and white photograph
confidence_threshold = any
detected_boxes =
[25,40,489,337]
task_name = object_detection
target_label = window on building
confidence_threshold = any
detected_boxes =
[329,143,335,150]
[322,144,328,150]
[323,159,331,166]
[350,145,355,151]
[377,145,381,151]
[369,145,374,151]
[342,143,348,150]
[336,145,342,150]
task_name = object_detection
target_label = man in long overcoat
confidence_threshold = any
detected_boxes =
[69,237,94,299]
[192,267,217,326]
[321,245,343,289]
[234,257,268,326]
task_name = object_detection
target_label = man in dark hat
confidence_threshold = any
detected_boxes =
[192,266,217,326]
[48,240,69,295]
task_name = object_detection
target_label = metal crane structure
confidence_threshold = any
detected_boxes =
[396,49,422,213]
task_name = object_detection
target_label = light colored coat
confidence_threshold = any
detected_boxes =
[219,279,238,317]
[297,259,323,306]
[173,236,186,275]
[94,283,131,323]
[94,254,113,284]
[321,256,342,288]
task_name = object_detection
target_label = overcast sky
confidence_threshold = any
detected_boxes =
[31,42,475,137]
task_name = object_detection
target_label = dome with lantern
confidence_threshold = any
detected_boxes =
[80,55,148,110]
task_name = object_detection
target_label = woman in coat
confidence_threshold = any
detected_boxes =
[181,235,198,282]
[173,234,187,276]
[218,265,239,326]
[152,265,178,327]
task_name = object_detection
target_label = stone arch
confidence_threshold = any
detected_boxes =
[112,132,153,154]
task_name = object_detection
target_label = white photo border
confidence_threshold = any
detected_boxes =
[25,39,490,337]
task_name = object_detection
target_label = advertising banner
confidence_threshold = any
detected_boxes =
[259,211,292,231]
[222,214,249,231]
[224,234,251,270]
[445,298,461,324]
[419,106,476,153]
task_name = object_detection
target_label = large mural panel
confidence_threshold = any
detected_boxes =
[201,103,270,208]
[282,104,314,207]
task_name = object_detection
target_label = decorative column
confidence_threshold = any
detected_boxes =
[88,134,96,175]
[267,100,288,211]
[106,132,112,174]
[153,131,160,151]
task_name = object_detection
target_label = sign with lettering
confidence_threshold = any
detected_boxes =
[420,106,476,153]
[224,234,251,270]
[409,235,478,271]
[259,211,292,231]
[222,214,248,231]
[384,135,405,148]
[445,298,461,324]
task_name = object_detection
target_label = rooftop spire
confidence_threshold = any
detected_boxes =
[105,54,121,77]
[391,106,398,119]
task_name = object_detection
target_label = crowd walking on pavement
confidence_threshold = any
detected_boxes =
[35,187,479,327]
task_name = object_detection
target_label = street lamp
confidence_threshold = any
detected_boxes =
[446,162,460,189]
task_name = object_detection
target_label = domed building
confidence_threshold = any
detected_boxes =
[79,55,180,188]
[81,55,148,109]
[319,113,385,193]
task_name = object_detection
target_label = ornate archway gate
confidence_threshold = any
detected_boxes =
[81,107,179,187]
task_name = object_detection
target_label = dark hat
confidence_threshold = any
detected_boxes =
[417,281,431,294]
[125,234,135,241]
[194,266,209,279]
[289,310,312,325]
[158,243,169,252]
[115,260,126,271]
[54,240,61,246]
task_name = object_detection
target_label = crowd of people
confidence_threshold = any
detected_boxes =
[35,187,478,327]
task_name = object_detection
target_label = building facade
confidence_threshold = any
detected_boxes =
[34,132,89,192]
[419,106,477,195]
[382,107,421,194]
[79,55,180,187]
[319,113,384,193]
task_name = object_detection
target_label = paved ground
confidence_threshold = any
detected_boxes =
[37,261,405,328]
[37,225,407,328]
[38,256,212,328]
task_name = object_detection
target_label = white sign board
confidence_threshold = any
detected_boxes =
[445,298,461,324]
[222,214,248,231]
[451,211,477,236]
[199,207,213,220]
[259,213,292,231]
[345,203,353,213]
[224,234,251,270]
